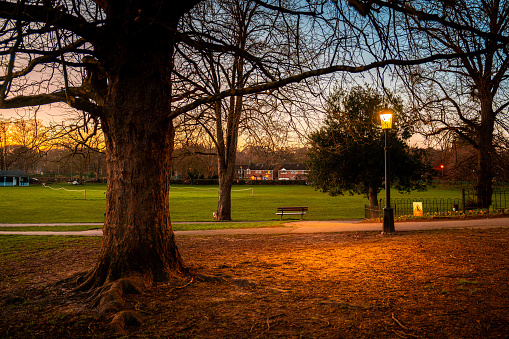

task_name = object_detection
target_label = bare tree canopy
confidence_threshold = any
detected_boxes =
[0,1,487,113]
[382,0,509,206]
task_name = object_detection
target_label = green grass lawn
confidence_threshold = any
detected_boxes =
[0,222,286,232]
[169,185,369,221]
[0,183,467,224]
[0,184,106,223]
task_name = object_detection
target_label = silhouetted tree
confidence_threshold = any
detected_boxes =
[388,0,509,206]
[308,86,428,206]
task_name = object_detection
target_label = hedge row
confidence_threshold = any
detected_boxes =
[170,179,308,185]
[31,177,308,186]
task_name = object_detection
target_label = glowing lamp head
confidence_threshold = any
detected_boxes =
[380,110,393,130]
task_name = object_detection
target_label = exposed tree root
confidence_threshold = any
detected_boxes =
[46,271,148,334]
[54,271,172,334]
[109,310,145,335]
[89,275,155,333]
[54,268,259,335]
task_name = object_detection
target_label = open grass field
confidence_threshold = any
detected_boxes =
[1,184,508,337]
[0,183,466,224]
[1,227,508,338]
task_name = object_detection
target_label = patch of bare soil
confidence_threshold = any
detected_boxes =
[1,228,509,338]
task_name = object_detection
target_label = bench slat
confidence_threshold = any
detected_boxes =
[276,212,307,215]
[276,206,308,220]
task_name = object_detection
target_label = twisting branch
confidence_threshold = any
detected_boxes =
[357,0,509,44]
[0,87,102,117]
[170,49,488,118]
[56,28,71,103]
[250,0,322,16]
[178,32,278,82]
[0,1,99,39]
[0,38,88,81]
[0,8,24,103]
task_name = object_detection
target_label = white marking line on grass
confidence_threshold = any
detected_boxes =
[43,183,84,192]
[42,183,103,192]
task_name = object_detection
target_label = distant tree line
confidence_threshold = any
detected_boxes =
[1,115,310,182]
[0,116,105,182]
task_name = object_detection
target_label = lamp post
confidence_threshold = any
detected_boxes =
[380,110,395,234]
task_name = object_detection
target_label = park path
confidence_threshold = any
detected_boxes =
[0,217,508,236]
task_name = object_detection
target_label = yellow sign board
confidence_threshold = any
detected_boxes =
[413,202,423,217]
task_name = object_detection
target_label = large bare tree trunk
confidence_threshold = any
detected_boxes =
[216,123,238,221]
[215,91,243,221]
[475,128,494,207]
[476,148,494,208]
[368,186,379,218]
[475,99,495,208]
[78,6,186,290]
[87,117,185,286]
[368,186,378,207]
[217,160,235,221]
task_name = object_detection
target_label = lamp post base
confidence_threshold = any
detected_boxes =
[382,207,395,234]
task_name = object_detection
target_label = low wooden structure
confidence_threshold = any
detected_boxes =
[0,170,29,186]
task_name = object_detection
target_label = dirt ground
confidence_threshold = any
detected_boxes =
[1,227,509,338]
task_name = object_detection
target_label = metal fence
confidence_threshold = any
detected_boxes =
[364,204,381,219]
[463,188,509,211]
[365,188,509,219]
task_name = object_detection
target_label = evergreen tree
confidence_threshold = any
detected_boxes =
[308,86,428,206]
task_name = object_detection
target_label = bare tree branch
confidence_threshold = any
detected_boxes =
[0,1,100,39]
[250,0,322,16]
[171,49,488,118]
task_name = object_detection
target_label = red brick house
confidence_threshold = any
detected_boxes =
[234,163,308,181]
[278,163,309,180]
[237,164,275,180]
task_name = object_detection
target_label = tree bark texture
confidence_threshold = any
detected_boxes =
[217,164,235,221]
[368,186,379,219]
[215,98,240,221]
[368,186,378,207]
[215,56,244,221]
[474,98,496,207]
[81,2,193,287]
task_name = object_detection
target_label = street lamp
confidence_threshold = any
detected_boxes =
[380,110,395,234]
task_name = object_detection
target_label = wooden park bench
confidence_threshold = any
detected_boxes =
[276,206,308,220]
